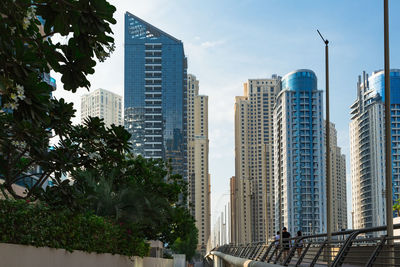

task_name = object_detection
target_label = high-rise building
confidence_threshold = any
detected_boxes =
[350,69,400,230]
[81,88,122,127]
[187,74,210,256]
[233,94,251,244]
[230,176,236,243]
[211,206,229,248]
[327,122,347,231]
[273,69,326,236]
[124,12,187,179]
[233,76,281,244]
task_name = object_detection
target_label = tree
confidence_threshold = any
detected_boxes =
[0,0,116,198]
[0,0,199,259]
[23,114,197,257]
[394,198,400,217]
[169,207,199,261]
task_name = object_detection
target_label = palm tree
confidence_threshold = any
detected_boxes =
[394,198,400,217]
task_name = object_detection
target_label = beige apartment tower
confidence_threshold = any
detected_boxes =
[187,74,210,256]
[327,122,348,231]
[232,76,281,244]
[230,176,236,243]
[81,88,123,127]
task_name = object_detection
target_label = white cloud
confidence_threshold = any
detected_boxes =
[200,40,225,48]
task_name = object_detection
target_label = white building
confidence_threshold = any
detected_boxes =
[81,88,122,127]
[273,69,326,236]
[350,70,400,230]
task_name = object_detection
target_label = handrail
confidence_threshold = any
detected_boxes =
[331,230,361,266]
[365,235,386,267]
[210,223,400,266]
[283,236,307,265]
[295,242,311,266]
[210,251,279,267]
[260,242,275,262]
[310,240,327,267]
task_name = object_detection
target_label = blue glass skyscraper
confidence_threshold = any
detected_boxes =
[124,12,187,178]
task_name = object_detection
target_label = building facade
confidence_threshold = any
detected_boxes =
[350,69,400,230]
[124,12,187,179]
[187,74,210,256]
[81,88,122,127]
[230,176,236,243]
[233,76,281,243]
[273,69,326,236]
[327,122,347,231]
[233,94,251,244]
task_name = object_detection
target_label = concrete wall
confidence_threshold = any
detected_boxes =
[173,254,186,267]
[0,243,174,267]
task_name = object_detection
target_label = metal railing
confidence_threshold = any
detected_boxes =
[211,223,400,266]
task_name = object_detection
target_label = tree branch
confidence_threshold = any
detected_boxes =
[9,172,45,184]
[0,185,9,200]
[12,160,38,183]
[41,31,56,39]
[9,146,30,169]
[26,171,52,198]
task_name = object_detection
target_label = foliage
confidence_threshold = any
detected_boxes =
[0,114,130,200]
[1,109,198,258]
[0,200,149,257]
[35,154,198,259]
[0,0,116,199]
[169,208,199,261]
[394,198,400,217]
[0,0,199,260]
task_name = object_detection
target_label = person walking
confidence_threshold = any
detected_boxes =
[274,231,280,258]
[282,227,291,260]
[296,230,303,257]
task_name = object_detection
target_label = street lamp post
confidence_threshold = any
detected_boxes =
[383,0,394,261]
[278,121,283,250]
[317,29,332,266]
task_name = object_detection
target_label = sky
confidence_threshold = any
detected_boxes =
[53,0,400,231]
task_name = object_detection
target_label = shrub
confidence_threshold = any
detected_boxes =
[0,200,149,257]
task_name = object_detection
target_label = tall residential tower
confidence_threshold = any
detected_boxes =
[187,74,210,256]
[327,122,347,231]
[233,76,281,243]
[81,88,122,127]
[273,69,326,235]
[350,69,400,229]
[124,12,187,179]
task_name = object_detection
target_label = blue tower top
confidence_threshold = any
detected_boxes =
[282,69,317,92]
[124,11,187,178]
[125,12,182,45]
[369,69,400,104]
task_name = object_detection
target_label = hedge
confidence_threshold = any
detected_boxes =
[0,200,149,257]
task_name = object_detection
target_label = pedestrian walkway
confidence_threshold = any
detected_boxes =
[207,223,400,266]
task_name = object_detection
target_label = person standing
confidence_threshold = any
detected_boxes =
[296,230,303,257]
[282,227,291,260]
[274,231,280,258]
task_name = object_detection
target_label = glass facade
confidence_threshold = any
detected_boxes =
[281,70,317,92]
[369,69,400,103]
[369,69,400,211]
[124,12,187,179]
